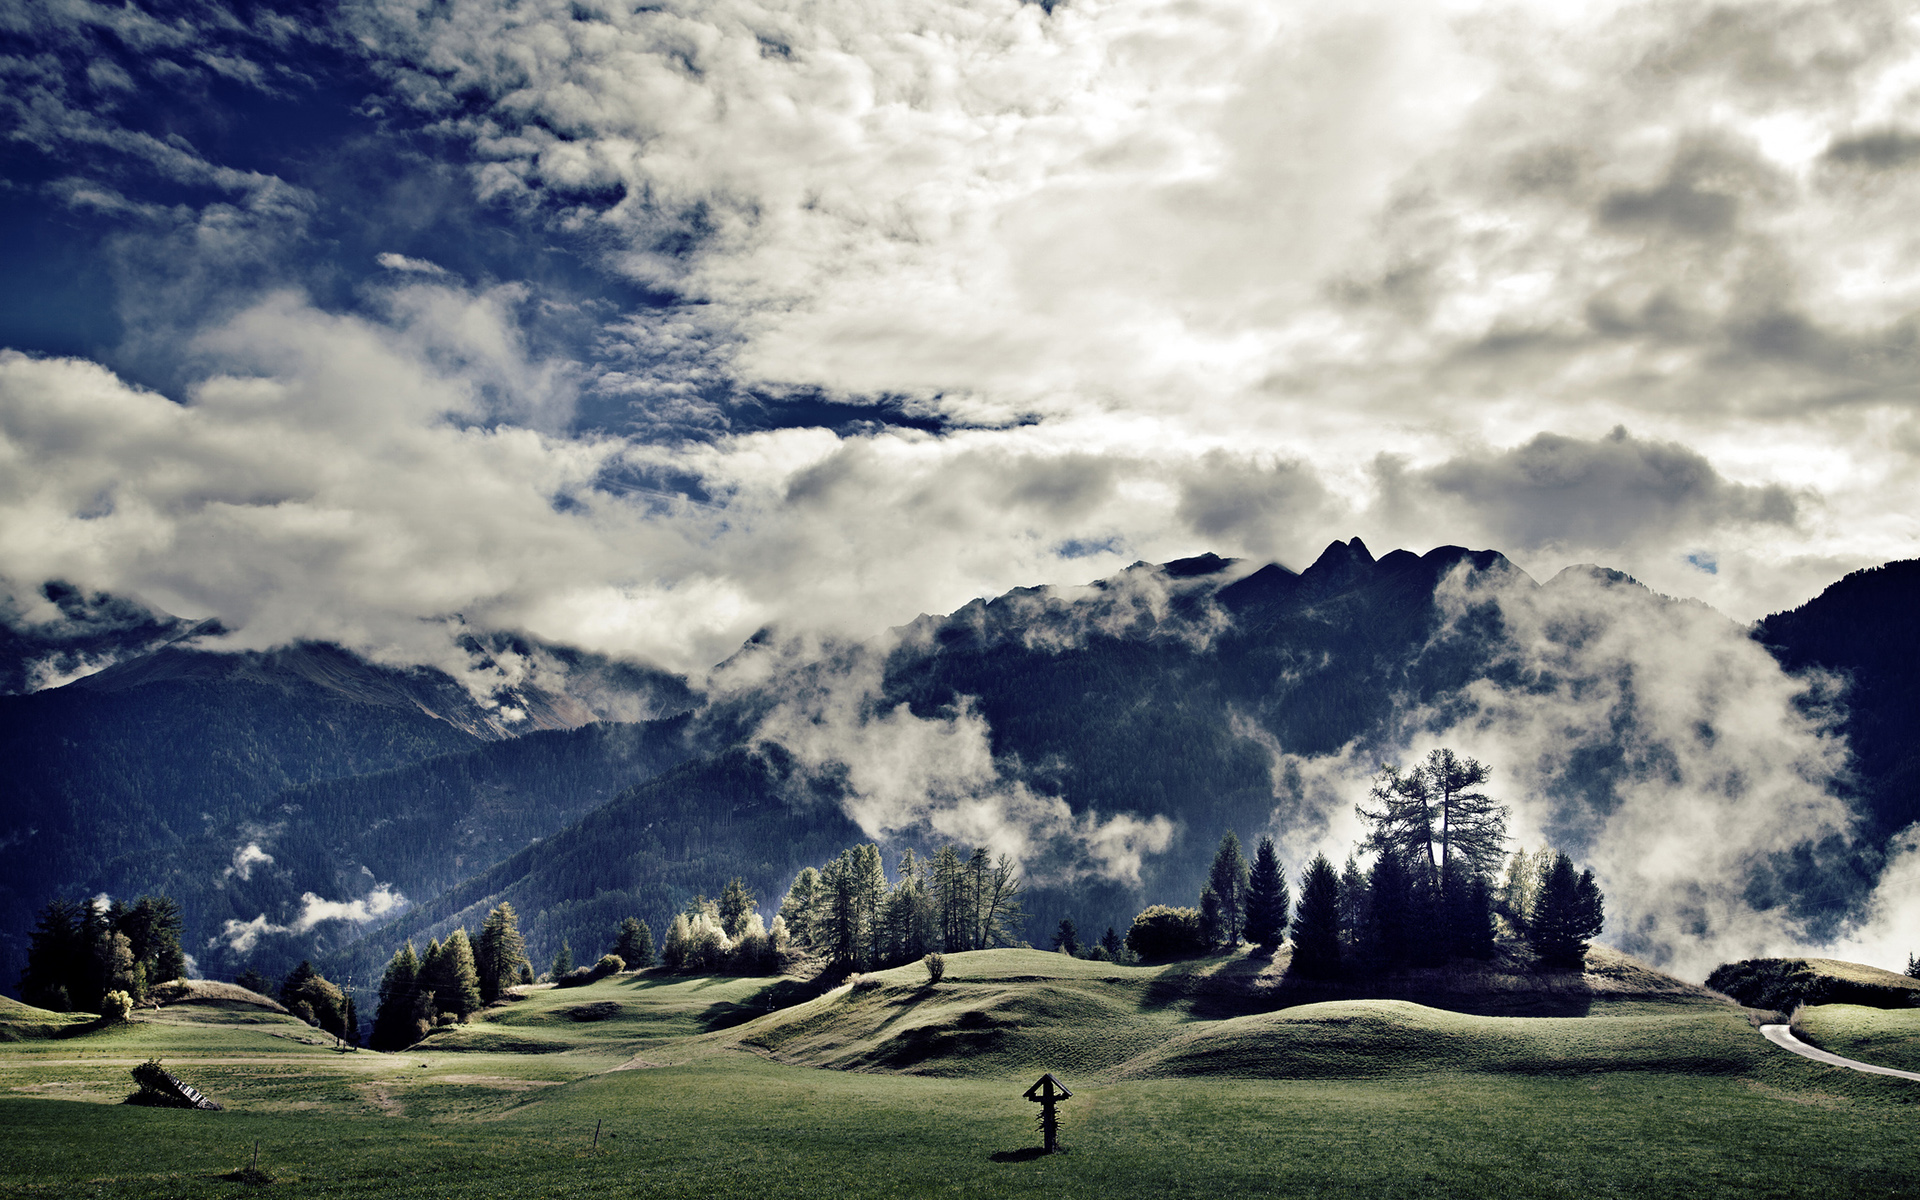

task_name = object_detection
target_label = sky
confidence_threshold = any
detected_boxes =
[7,0,1920,975]
[4,0,1919,681]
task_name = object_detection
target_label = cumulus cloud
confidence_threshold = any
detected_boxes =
[216,883,409,952]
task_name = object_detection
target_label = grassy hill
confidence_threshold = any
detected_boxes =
[2,949,1917,1198]
[1706,957,1920,1012]
[730,947,1746,1081]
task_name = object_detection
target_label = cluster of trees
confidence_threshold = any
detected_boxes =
[662,877,784,974]
[1122,751,1607,976]
[20,894,188,1013]
[368,902,533,1050]
[777,843,1025,972]
[1048,918,1127,962]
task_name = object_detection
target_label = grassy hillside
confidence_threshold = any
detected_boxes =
[1706,957,1920,1012]
[732,948,1746,1081]
[1794,1004,1920,1074]
[2,949,1917,1198]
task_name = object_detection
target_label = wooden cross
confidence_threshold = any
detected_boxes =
[1024,1072,1071,1153]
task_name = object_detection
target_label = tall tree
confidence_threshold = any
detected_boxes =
[550,938,573,979]
[1358,749,1509,892]
[475,902,529,1004]
[1243,836,1290,949]
[778,867,822,950]
[19,898,87,1012]
[1206,832,1249,944]
[1198,888,1223,947]
[718,877,757,940]
[1337,854,1369,956]
[1528,854,1605,969]
[424,929,482,1018]
[1052,917,1080,956]
[614,917,655,968]
[1443,859,1497,960]
[1291,854,1343,979]
[1365,851,1415,970]
[370,941,423,1051]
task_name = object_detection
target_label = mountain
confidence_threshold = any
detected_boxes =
[0,630,696,992]
[12,541,1920,1001]
[1755,559,1920,844]
[0,578,206,694]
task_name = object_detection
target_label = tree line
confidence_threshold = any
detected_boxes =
[1118,750,1606,974]
[775,843,1026,972]
[20,895,188,1014]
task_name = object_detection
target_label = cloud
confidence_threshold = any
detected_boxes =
[224,842,274,883]
[1380,425,1800,556]
[732,631,1174,884]
[377,252,450,276]
[216,883,409,952]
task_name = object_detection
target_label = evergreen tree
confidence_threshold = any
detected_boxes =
[1291,854,1343,979]
[425,929,482,1018]
[1359,749,1508,891]
[1198,888,1223,947]
[1100,926,1125,962]
[371,941,423,1051]
[20,898,88,1012]
[1243,835,1290,949]
[1206,832,1250,944]
[614,917,655,968]
[1365,850,1415,970]
[1907,953,1920,981]
[718,877,757,940]
[1528,854,1605,969]
[1443,859,1497,960]
[234,967,272,997]
[550,939,574,980]
[778,867,822,950]
[1051,917,1080,956]
[1337,855,1369,956]
[475,902,529,1004]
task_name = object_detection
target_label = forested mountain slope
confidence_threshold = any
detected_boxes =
[1756,559,1920,844]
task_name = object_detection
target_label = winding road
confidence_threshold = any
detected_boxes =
[1758,1024,1920,1082]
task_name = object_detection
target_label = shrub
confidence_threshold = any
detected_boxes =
[1125,906,1208,962]
[101,990,134,1023]
[923,953,946,984]
[554,955,624,989]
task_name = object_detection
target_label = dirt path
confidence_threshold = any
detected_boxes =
[1759,1024,1920,1082]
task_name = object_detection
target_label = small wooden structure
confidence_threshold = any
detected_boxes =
[129,1060,222,1110]
[1024,1072,1071,1153]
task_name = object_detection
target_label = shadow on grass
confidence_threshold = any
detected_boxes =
[989,1148,1065,1162]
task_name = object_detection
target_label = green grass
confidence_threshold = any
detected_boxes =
[1795,1004,1920,1073]
[3,952,1917,1198]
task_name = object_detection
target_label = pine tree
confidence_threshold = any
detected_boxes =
[1527,854,1605,969]
[1100,926,1125,962]
[550,938,574,979]
[475,903,528,1004]
[1052,917,1080,956]
[1207,832,1249,944]
[1291,854,1342,979]
[1359,749,1508,892]
[1198,888,1223,947]
[1337,854,1369,956]
[425,929,482,1018]
[718,877,757,940]
[371,942,423,1051]
[1365,851,1415,970]
[1443,859,1497,960]
[20,898,87,1012]
[778,867,821,950]
[1243,836,1290,949]
[614,917,655,968]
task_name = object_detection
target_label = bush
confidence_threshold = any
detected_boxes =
[101,990,134,1023]
[1125,905,1208,962]
[554,954,625,989]
[923,953,946,984]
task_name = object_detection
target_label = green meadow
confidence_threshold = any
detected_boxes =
[3,951,1916,1199]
